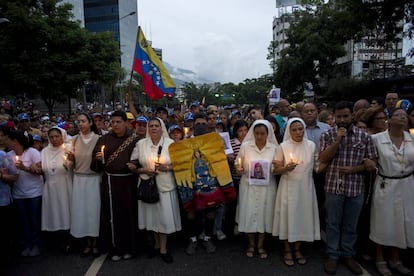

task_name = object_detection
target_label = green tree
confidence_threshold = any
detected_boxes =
[0,0,121,114]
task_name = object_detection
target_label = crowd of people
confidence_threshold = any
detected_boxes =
[0,92,413,275]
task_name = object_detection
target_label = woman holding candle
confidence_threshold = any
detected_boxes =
[6,130,43,257]
[370,108,414,276]
[69,112,101,257]
[272,118,320,266]
[40,126,73,252]
[128,117,181,263]
[236,120,278,259]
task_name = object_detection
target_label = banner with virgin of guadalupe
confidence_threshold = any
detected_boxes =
[168,132,235,212]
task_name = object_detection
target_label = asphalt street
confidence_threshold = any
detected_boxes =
[4,231,413,276]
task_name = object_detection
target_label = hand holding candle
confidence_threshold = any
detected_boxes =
[183,127,190,138]
[101,145,105,164]
[15,155,21,168]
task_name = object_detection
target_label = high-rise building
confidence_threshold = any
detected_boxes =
[63,0,138,72]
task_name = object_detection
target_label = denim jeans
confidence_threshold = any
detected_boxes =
[325,192,364,259]
[14,196,42,249]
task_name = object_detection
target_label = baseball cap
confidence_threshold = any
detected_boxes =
[190,101,200,108]
[126,112,135,120]
[168,124,182,134]
[32,134,42,142]
[136,116,148,124]
[18,113,30,121]
[146,107,153,113]
[184,112,195,122]
[156,106,168,114]
[92,113,103,118]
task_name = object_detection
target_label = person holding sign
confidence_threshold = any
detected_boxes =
[235,120,278,259]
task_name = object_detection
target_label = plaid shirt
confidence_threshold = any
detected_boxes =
[320,125,378,197]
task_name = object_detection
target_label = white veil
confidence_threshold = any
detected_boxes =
[145,117,170,139]
[244,119,279,146]
[283,117,308,142]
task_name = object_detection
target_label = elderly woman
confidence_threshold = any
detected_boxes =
[128,117,181,264]
[41,127,73,252]
[361,107,387,135]
[69,112,101,257]
[7,130,43,257]
[236,120,278,259]
[370,108,414,276]
[272,118,320,266]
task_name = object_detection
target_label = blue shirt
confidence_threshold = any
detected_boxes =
[0,151,17,206]
[306,121,330,153]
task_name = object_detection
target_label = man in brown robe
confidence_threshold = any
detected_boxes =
[91,111,139,261]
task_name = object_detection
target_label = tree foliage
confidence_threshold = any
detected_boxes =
[269,0,414,100]
[0,0,121,114]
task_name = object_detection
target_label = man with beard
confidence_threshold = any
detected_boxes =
[319,101,377,275]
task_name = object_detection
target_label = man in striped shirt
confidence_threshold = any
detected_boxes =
[319,101,377,275]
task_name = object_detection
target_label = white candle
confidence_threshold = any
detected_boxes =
[101,145,105,164]
[184,127,190,137]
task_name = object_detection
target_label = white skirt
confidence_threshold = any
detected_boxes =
[370,176,414,248]
[70,174,101,238]
[138,189,182,234]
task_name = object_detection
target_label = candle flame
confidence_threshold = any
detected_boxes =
[410,128,414,135]
[15,155,19,162]
[101,145,105,151]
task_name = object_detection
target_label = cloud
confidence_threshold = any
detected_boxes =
[139,0,275,83]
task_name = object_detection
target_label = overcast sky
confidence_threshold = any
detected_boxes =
[138,0,276,83]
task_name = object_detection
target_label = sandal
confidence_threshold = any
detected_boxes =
[246,247,255,258]
[258,248,268,259]
[293,249,307,265]
[389,261,414,275]
[80,247,92,258]
[283,250,294,266]
[376,261,392,276]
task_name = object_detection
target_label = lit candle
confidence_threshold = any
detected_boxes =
[410,128,414,135]
[184,127,190,137]
[289,153,294,163]
[15,155,19,162]
[101,145,105,164]
[237,157,242,168]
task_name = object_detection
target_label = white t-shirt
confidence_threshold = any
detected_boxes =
[12,148,43,199]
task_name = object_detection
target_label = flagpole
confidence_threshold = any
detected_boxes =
[129,26,141,104]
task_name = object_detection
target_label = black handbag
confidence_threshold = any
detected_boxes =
[137,177,159,203]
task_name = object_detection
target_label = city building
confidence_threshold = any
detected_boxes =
[271,1,408,81]
[63,0,138,72]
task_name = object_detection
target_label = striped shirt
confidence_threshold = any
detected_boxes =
[320,125,377,197]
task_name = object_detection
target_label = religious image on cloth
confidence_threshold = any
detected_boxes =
[248,160,270,185]
[169,133,236,212]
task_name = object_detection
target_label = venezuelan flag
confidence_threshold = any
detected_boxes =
[133,26,176,100]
